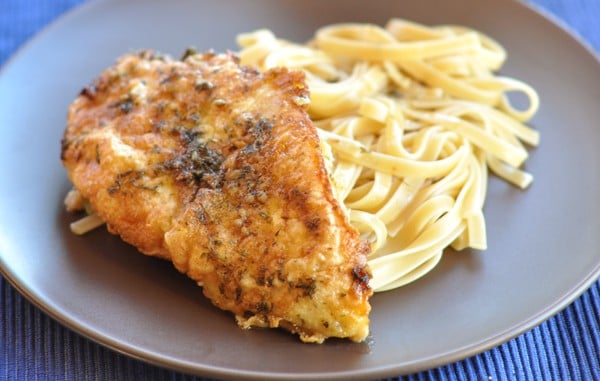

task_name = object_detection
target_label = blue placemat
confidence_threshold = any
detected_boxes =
[1,1,599,380]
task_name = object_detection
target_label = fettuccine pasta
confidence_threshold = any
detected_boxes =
[237,19,540,292]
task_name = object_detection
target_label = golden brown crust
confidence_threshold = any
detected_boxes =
[61,50,372,342]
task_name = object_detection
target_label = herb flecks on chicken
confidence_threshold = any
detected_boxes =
[61,50,372,343]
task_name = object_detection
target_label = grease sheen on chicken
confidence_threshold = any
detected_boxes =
[61,50,372,343]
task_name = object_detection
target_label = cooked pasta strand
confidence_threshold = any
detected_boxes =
[237,19,539,292]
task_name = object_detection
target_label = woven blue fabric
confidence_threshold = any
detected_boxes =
[1,1,599,380]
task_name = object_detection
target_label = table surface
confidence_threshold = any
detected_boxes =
[1,1,599,380]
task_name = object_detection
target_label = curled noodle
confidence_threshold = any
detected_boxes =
[237,19,540,292]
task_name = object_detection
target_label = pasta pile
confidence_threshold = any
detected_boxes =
[237,19,540,292]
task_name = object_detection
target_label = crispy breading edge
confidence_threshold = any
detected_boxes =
[61,51,372,343]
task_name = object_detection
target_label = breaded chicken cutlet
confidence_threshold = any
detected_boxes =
[61,50,372,343]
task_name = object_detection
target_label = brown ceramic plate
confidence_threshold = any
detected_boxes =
[1,0,599,379]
